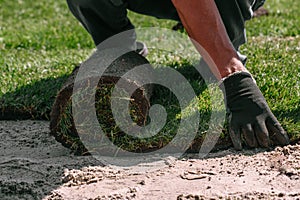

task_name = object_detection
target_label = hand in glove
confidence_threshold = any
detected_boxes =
[221,72,289,150]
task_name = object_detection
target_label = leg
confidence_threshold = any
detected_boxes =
[66,0,135,47]
[67,0,180,45]
[214,0,247,51]
[215,0,266,50]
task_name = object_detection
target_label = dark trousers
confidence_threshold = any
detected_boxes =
[67,0,264,63]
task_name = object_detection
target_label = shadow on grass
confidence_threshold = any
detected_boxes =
[0,75,69,120]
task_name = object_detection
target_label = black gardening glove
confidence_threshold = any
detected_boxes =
[221,72,289,150]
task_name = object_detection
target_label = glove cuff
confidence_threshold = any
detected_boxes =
[218,71,256,87]
[219,71,259,109]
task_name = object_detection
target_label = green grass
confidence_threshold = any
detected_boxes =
[0,0,299,149]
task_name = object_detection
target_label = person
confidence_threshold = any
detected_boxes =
[66,0,289,150]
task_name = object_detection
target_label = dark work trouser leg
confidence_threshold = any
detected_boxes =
[66,0,179,49]
[66,0,136,48]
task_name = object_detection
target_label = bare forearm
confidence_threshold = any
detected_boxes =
[171,0,246,79]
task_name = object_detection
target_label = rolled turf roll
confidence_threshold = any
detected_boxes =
[50,51,153,155]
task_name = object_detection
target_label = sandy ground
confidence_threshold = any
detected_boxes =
[0,120,299,200]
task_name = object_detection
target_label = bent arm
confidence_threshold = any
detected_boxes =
[171,0,246,79]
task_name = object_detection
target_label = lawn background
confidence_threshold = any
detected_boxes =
[0,0,299,146]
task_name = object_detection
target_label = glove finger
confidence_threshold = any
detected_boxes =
[253,122,270,148]
[241,124,258,148]
[229,124,242,150]
[266,116,289,145]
